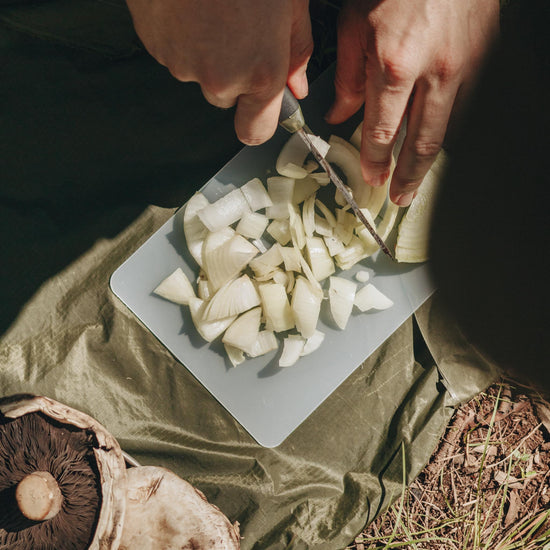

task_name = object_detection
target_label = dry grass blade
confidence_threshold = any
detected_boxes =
[347,381,550,550]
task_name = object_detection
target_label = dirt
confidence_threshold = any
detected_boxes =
[348,380,550,549]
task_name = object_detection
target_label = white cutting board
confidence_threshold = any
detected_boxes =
[110,68,435,448]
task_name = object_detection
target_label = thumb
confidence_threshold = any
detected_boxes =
[287,0,313,99]
[325,9,366,124]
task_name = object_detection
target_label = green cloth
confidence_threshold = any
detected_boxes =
[0,4,500,548]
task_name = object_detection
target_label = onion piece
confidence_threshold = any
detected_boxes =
[197,188,251,232]
[258,282,294,332]
[354,283,394,312]
[326,135,388,217]
[188,297,237,342]
[236,211,269,240]
[248,330,279,358]
[224,343,245,367]
[395,151,447,263]
[202,275,260,321]
[266,218,291,245]
[276,132,310,178]
[315,199,337,227]
[154,267,195,305]
[335,236,370,271]
[279,245,301,272]
[183,192,210,268]
[314,214,333,237]
[307,134,331,158]
[279,336,306,367]
[303,159,319,173]
[293,177,320,205]
[300,330,325,356]
[288,204,306,250]
[334,208,356,245]
[240,177,273,211]
[266,176,295,219]
[291,276,322,338]
[249,243,283,278]
[355,270,370,283]
[310,172,330,185]
[222,306,262,354]
[328,276,357,330]
[302,193,316,238]
[323,234,346,257]
[196,270,211,301]
[203,231,258,291]
[305,237,335,282]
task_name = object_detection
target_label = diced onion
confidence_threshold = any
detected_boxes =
[279,336,306,367]
[355,270,370,283]
[328,276,357,330]
[301,330,325,356]
[266,176,295,219]
[203,275,260,321]
[236,211,269,240]
[293,177,320,204]
[224,343,245,367]
[240,177,273,211]
[197,188,251,232]
[266,219,291,245]
[248,330,279,358]
[183,192,210,267]
[276,132,310,178]
[354,283,394,312]
[305,237,335,281]
[222,307,262,354]
[154,267,195,305]
[258,283,294,333]
[291,276,322,338]
[188,297,237,342]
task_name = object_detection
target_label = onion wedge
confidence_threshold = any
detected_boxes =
[266,176,295,219]
[188,297,237,342]
[279,336,306,367]
[354,283,394,312]
[222,307,262,354]
[258,282,295,332]
[328,276,357,330]
[154,267,195,305]
[291,276,322,338]
[183,192,210,268]
[240,177,273,211]
[197,188,251,232]
[202,275,260,321]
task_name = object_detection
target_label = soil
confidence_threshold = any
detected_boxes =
[348,380,550,549]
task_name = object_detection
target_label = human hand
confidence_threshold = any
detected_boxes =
[126,0,313,146]
[325,0,499,206]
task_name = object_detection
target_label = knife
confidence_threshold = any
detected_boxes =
[278,86,395,261]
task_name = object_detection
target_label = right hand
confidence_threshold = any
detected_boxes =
[126,0,313,145]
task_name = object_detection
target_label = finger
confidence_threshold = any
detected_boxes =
[200,86,238,110]
[324,7,366,124]
[287,0,313,99]
[390,80,458,205]
[360,65,414,187]
[234,85,285,146]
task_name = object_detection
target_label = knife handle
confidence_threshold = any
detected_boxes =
[279,86,305,133]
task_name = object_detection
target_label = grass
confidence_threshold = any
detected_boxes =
[347,381,550,550]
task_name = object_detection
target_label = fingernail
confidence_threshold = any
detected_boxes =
[395,192,414,206]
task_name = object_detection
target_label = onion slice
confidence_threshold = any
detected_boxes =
[183,192,210,268]
[222,306,262,354]
[328,276,357,330]
[197,188,251,232]
[354,283,394,312]
[258,282,294,332]
[154,267,195,305]
[203,275,260,321]
[279,336,306,367]
[188,297,236,342]
[291,276,322,338]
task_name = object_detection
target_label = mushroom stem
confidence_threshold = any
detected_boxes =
[16,471,63,521]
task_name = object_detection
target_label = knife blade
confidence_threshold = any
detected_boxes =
[278,86,394,261]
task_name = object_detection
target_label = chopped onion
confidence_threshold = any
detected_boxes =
[224,343,245,367]
[240,177,273,211]
[279,245,301,272]
[154,267,195,305]
[300,330,325,356]
[276,132,310,178]
[196,270,211,301]
[266,218,291,245]
[293,176,320,204]
[310,172,330,185]
[183,192,210,267]
[249,243,283,278]
[306,134,331,158]
[305,237,335,281]
[236,211,269,240]
[315,199,337,227]
[328,276,357,330]
[323,235,346,257]
[303,159,319,173]
[266,176,295,219]
[197,188,251,232]
[395,151,447,263]
[203,231,258,291]
[314,215,333,237]
[248,330,279,358]
[334,208,355,245]
[288,204,306,250]
[302,193,316,237]
[335,236,370,271]
[203,275,260,321]
[291,276,322,338]
[279,336,306,367]
[355,270,370,283]
[188,297,237,342]
[354,283,394,312]
[258,283,294,332]
[222,306,262,354]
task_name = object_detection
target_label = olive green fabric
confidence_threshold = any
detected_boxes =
[0,204,500,549]
[0,5,501,548]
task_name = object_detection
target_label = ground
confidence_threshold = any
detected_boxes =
[347,380,550,549]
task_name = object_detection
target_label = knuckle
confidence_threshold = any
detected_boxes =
[363,125,397,147]
[433,54,464,83]
[409,139,442,159]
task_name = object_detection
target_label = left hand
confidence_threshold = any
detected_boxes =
[325,0,499,206]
